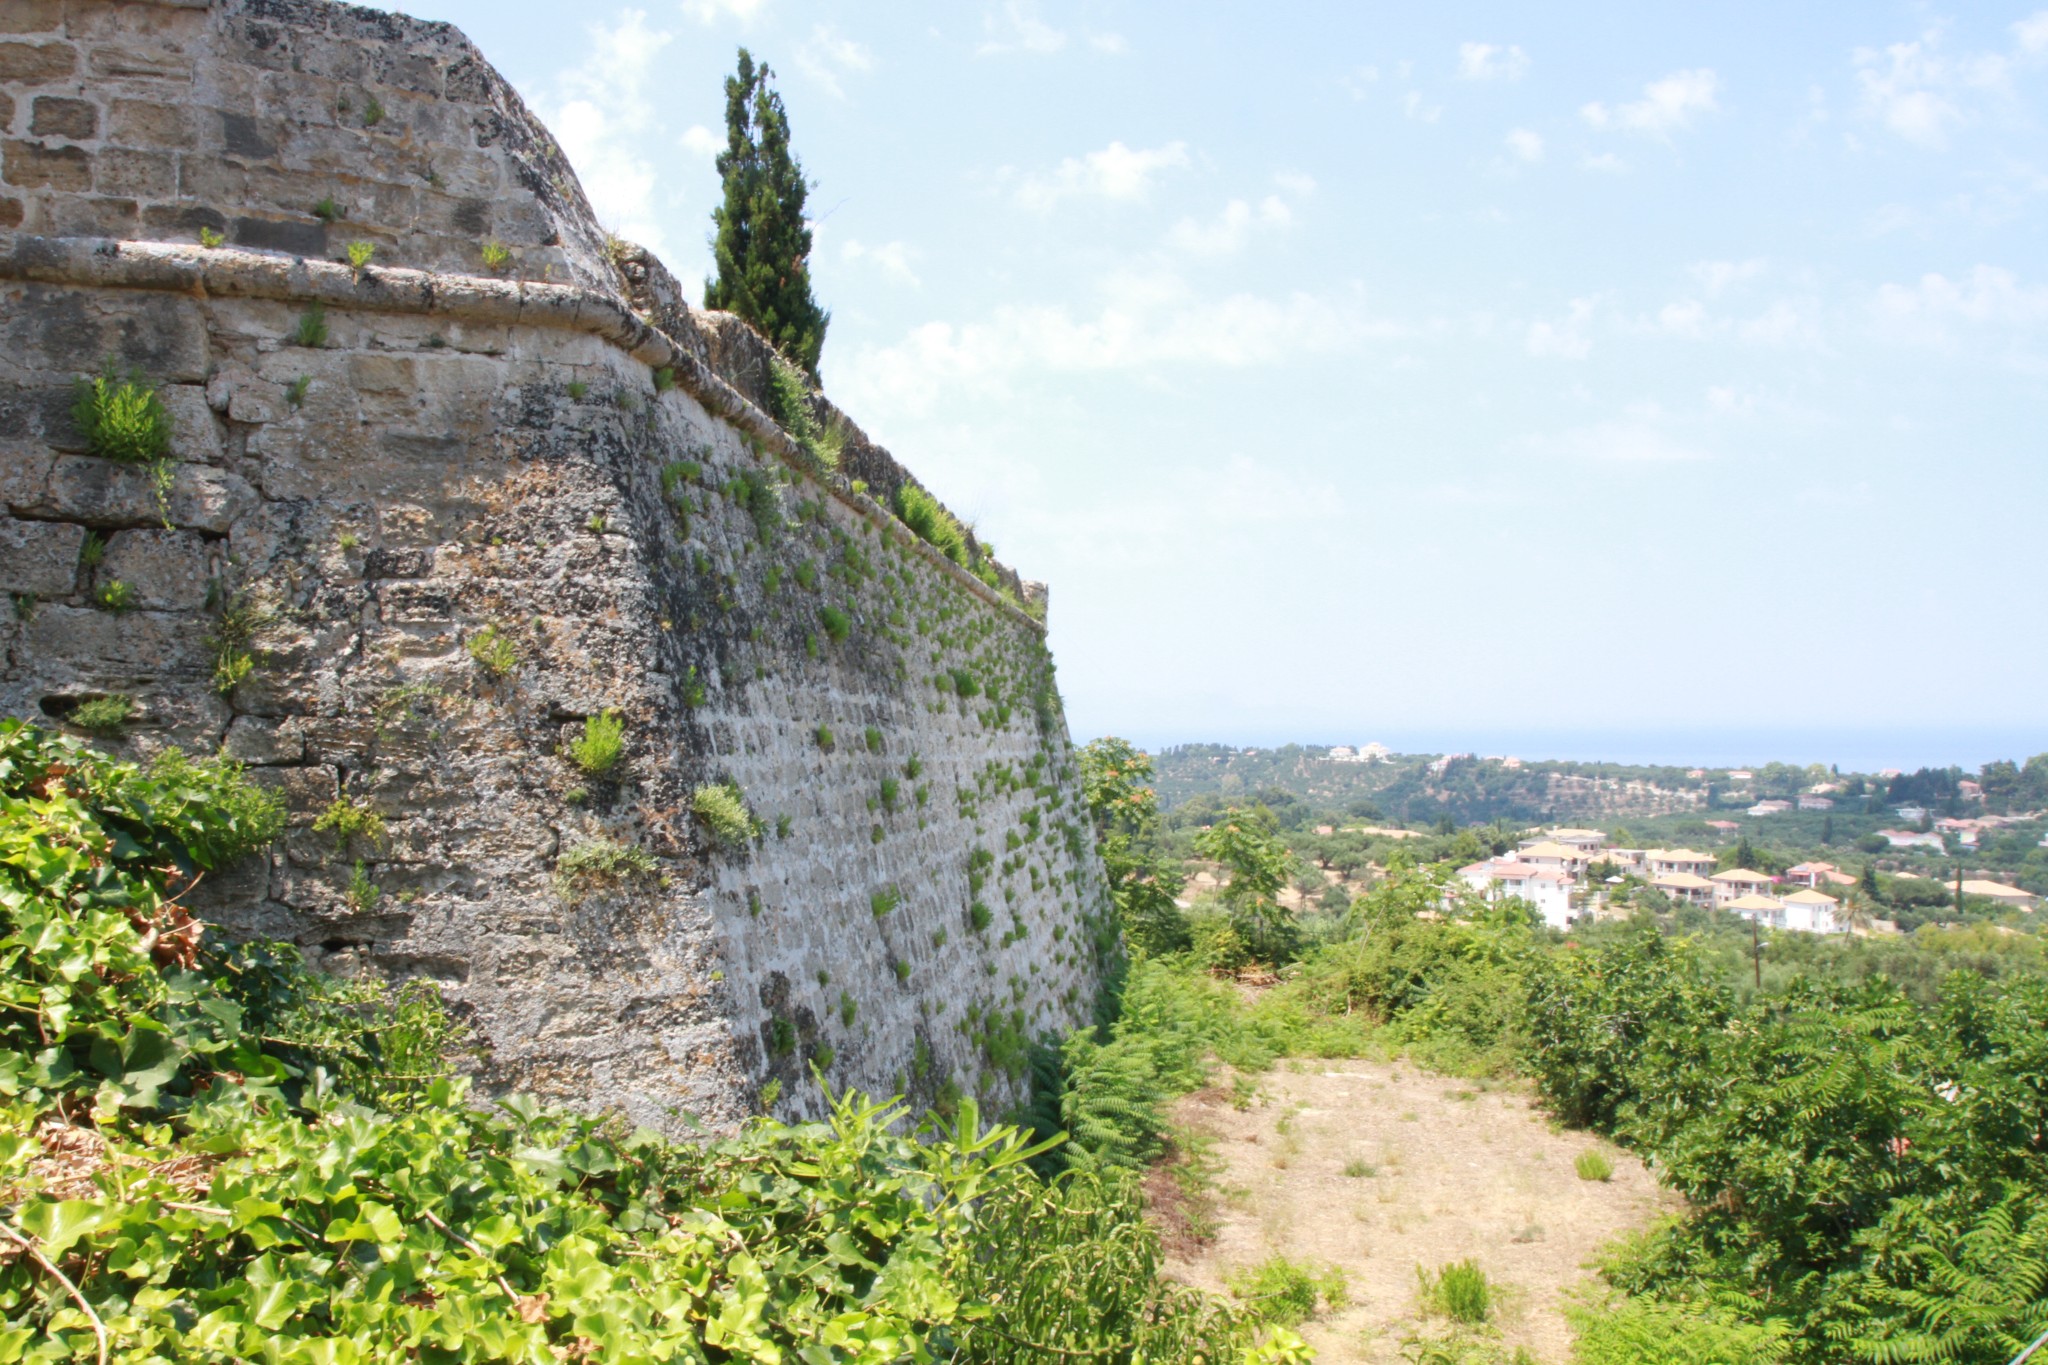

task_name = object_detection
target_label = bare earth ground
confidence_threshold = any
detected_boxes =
[1161,1060,1677,1363]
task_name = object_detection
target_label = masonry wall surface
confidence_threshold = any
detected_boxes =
[0,0,1109,1131]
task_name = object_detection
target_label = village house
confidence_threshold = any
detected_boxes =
[1782,888,1846,934]
[1786,861,1858,889]
[1797,795,1835,811]
[1456,859,1575,930]
[1652,871,1717,907]
[1879,829,1946,852]
[1646,848,1719,878]
[1725,892,1785,928]
[1960,880,2040,912]
[1747,799,1794,817]
[1529,828,1609,854]
[1710,867,1777,906]
[1516,840,1596,877]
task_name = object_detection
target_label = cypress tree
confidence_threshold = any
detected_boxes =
[704,49,830,379]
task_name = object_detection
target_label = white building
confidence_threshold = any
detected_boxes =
[1647,848,1718,878]
[1725,892,1785,928]
[1781,888,1845,934]
[1653,871,1716,907]
[1709,868,1777,907]
[1456,859,1575,930]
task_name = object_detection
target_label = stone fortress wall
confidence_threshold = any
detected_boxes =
[0,0,1110,1130]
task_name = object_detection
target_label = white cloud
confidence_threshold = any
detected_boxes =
[1505,128,1544,162]
[1087,31,1128,55]
[979,1,1066,55]
[837,280,1401,417]
[545,11,676,253]
[1273,170,1318,197]
[1403,91,1443,123]
[1654,299,1710,338]
[2018,11,2048,54]
[1873,265,2048,336]
[1736,300,1819,348]
[680,124,722,157]
[1010,140,1190,212]
[1852,29,2012,148]
[1690,258,1765,294]
[1166,197,1293,257]
[1580,68,1720,135]
[1343,65,1380,99]
[680,0,765,23]
[1581,152,1628,173]
[841,238,921,287]
[1459,42,1530,82]
[796,23,873,99]
[1526,297,1598,359]
[1706,385,1754,415]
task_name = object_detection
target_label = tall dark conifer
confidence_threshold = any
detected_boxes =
[704,49,830,379]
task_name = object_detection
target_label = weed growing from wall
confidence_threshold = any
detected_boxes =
[569,711,626,776]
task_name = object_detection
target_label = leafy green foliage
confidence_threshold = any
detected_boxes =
[346,239,375,270]
[0,723,1295,1364]
[895,482,968,565]
[704,49,830,377]
[466,622,518,677]
[819,604,851,642]
[293,300,328,348]
[1419,1260,1493,1325]
[312,794,384,847]
[1230,1255,1349,1328]
[554,837,658,902]
[692,780,761,848]
[1195,806,1299,967]
[1079,738,1188,957]
[568,709,625,776]
[71,367,171,465]
[763,355,842,473]
[66,695,133,735]
[1576,1150,1614,1182]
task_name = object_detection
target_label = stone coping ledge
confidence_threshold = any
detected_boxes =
[0,232,1045,634]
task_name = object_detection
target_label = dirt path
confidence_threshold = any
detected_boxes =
[1162,1059,1675,1362]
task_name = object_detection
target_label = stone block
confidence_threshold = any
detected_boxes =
[219,111,277,161]
[3,140,91,192]
[28,97,95,141]
[93,148,175,199]
[0,199,20,230]
[21,604,207,684]
[36,455,255,534]
[223,714,307,764]
[0,41,76,83]
[0,441,53,507]
[28,194,139,240]
[232,215,326,257]
[106,98,198,149]
[0,1,62,35]
[87,44,195,84]
[0,517,82,596]
[98,528,211,611]
[347,354,415,394]
[0,287,209,381]
[157,385,221,464]
[139,202,226,238]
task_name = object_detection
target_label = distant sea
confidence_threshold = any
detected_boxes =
[1137,728,2048,774]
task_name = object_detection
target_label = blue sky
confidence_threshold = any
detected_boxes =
[396,0,2048,762]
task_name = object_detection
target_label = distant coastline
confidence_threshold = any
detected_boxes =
[1123,728,2048,773]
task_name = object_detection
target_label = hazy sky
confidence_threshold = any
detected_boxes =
[394,0,2048,756]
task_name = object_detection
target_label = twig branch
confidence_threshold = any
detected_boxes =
[417,1208,522,1304]
[0,1218,108,1365]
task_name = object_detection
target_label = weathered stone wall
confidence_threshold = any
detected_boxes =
[0,0,1108,1131]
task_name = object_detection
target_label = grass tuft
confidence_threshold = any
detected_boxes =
[1575,1151,1614,1183]
[1418,1259,1493,1325]
[569,710,626,776]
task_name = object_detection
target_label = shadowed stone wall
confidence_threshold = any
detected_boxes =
[0,0,1108,1131]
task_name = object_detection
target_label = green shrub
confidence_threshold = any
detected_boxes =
[554,836,658,902]
[294,301,329,347]
[1343,1158,1375,1178]
[895,482,968,565]
[880,776,900,811]
[313,795,385,847]
[312,194,342,221]
[466,622,518,677]
[481,240,511,271]
[970,901,993,933]
[95,579,134,612]
[1227,1255,1346,1327]
[871,886,902,918]
[815,724,836,750]
[78,530,107,569]
[346,239,375,270]
[1419,1259,1492,1325]
[819,604,851,642]
[764,355,841,473]
[207,592,265,696]
[345,859,380,911]
[1567,1294,1791,1365]
[864,725,884,753]
[1576,1151,1614,1182]
[199,226,225,248]
[569,710,625,776]
[286,375,312,407]
[72,366,171,464]
[693,780,759,847]
[68,694,134,735]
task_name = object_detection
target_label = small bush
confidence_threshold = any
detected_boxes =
[1576,1151,1614,1183]
[466,623,518,678]
[894,960,912,982]
[566,380,589,400]
[872,886,902,918]
[894,483,968,565]
[970,901,993,933]
[864,726,884,754]
[94,580,135,612]
[481,240,511,271]
[1419,1260,1492,1325]
[79,530,107,570]
[312,195,342,222]
[294,301,329,348]
[72,366,172,465]
[819,605,850,642]
[208,593,265,696]
[1343,1158,1376,1178]
[362,95,385,127]
[569,710,625,776]
[1227,1255,1346,1328]
[555,837,658,901]
[199,226,225,248]
[286,375,312,408]
[346,240,375,270]
[693,781,760,848]
[815,725,835,750]
[68,694,134,735]
[880,777,900,812]
[764,355,840,473]
[314,795,385,847]
[345,860,380,912]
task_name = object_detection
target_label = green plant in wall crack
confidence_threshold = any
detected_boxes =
[73,363,176,524]
[693,781,763,849]
[818,605,850,643]
[314,795,386,849]
[68,694,134,736]
[294,301,329,348]
[94,579,135,613]
[346,240,376,272]
[569,710,626,776]
[871,886,902,919]
[206,591,266,696]
[345,860,381,912]
[555,835,659,903]
[466,622,519,678]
